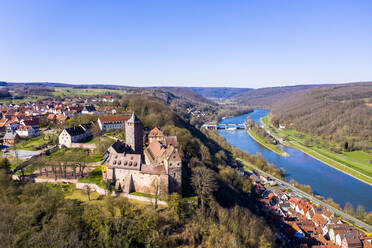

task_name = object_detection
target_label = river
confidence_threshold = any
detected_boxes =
[217,109,372,211]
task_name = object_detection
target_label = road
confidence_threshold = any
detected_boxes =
[237,158,372,233]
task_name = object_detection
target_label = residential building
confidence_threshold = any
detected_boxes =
[97,114,131,131]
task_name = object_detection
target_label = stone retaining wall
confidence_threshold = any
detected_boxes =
[76,182,107,195]
[13,176,167,206]
[70,143,97,149]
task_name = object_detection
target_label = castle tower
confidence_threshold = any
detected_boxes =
[125,112,144,154]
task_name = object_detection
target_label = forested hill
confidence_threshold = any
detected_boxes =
[188,87,252,99]
[271,82,372,152]
[230,84,327,107]
[151,87,217,105]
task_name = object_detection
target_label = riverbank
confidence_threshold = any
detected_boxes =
[247,128,289,157]
[237,158,372,233]
[260,116,372,185]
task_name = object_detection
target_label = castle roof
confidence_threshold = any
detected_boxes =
[145,140,166,161]
[127,112,140,123]
[149,127,164,137]
[110,140,134,154]
[164,136,178,147]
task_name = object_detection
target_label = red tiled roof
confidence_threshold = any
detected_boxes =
[149,127,164,137]
[17,125,32,131]
[99,115,131,123]
[141,164,167,175]
[146,140,166,160]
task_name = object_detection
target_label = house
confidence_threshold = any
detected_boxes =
[56,115,69,122]
[102,113,182,195]
[20,118,40,130]
[82,105,97,115]
[16,125,38,138]
[3,127,19,145]
[327,224,350,242]
[0,118,8,134]
[59,123,92,148]
[97,114,131,131]
[47,114,56,121]
[339,229,361,248]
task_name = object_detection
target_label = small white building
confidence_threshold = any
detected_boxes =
[82,105,97,115]
[16,125,38,138]
[59,123,92,148]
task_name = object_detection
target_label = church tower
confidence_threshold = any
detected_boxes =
[125,112,143,154]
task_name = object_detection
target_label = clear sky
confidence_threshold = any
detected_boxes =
[1,0,371,88]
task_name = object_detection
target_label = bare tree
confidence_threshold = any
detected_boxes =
[191,167,218,217]
[84,185,92,201]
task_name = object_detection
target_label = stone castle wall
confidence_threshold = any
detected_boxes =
[107,168,169,195]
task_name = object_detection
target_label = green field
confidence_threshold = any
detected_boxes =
[53,87,127,98]
[260,116,372,185]
[48,148,103,162]
[16,134,55,151]
[247,128,288,157]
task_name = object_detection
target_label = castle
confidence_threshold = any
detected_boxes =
[102,112,182,195]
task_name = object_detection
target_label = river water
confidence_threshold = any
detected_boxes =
[217,109,372,211]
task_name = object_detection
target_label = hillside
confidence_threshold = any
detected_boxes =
[151,87,217,105]
[188,87,252,99]
[0,94,282,247]
[270,82,372,153]
[230,84,326,107]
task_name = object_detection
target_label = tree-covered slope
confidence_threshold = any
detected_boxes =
[271,82,372,152]
[230,84,325,107]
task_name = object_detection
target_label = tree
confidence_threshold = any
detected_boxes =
[0,158,11,173]
[191,167,218,217]
[168,193,185,221]
[84,185,92,201]
[356,205,366,219]
[344,202,354,216]
[103,179,114,195]
[365,212,372,225]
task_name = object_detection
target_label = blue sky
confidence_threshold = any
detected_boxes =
[1,0,371,88]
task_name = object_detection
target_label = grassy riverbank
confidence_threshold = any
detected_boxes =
[247,128,289,157]
[261,116,372,185]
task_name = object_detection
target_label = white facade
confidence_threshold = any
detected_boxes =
[16,126,37,138]
[59,129,88,148]
[98,119,125,131]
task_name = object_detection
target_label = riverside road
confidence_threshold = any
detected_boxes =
[237,158,372,233]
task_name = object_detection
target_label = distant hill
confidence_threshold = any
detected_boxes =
[230,84,328,107]
[188,87,252,99]
[271,82,372,151]
[152,87,217,105]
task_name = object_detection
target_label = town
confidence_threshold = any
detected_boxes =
[245,162,372,247]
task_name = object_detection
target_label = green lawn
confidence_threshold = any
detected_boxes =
[65,189,102,203]
[78,166,103,186]
[48,148,103,162]
[344,150,372,165]
[129,192,157,198]
[247,128,288,157]
[16,135,54,151]
[260,116,372,185]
